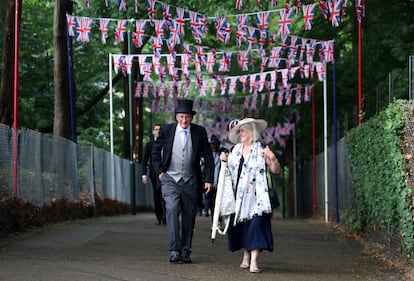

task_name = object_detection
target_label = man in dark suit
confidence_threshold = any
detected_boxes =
[152,99,214,264]
[142,124,166,225]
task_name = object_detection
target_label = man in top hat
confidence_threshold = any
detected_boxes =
[152,99,214,264]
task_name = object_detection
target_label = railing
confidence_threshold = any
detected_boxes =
[0,124,153,209]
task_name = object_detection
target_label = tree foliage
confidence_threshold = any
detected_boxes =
[1,0,413,162]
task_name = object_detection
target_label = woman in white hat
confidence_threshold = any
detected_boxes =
[221,118,280,273]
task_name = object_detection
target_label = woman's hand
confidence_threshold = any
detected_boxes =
[262,145,281,174]
[219,150,229,162]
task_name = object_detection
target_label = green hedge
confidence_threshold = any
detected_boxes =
[346,100,414,261]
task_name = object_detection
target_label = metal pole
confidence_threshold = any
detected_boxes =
[312,85,317,219]
[332,41,339,224]
[409,56,413,100]
[128,32,136,215]
[323,70,329,223]
[13,0,21,196]
[357,20,363,125]
[293,127,297,218]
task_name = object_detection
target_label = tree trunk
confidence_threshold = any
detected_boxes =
[0,0,21,126]
[53,0,73,139]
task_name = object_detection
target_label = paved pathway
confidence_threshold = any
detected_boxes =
[0,212,408,281]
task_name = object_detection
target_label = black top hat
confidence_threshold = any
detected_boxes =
[209,135,220,144]
[175,99,196,115]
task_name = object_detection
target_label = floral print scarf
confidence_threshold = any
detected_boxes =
[228,142,272,224]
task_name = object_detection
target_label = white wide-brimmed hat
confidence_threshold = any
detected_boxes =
[228,118,267,144]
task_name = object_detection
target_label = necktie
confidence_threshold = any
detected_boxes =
[182,130,187,145]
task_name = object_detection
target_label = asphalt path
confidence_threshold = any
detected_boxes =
[0,212,409,281]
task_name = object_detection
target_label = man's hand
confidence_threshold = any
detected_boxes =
[204,182,213,194]
[142,177,148,185]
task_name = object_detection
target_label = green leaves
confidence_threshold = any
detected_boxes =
[347,100,414,260]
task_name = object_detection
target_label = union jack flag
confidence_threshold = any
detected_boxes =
[295,0,302,11]
[295,85,302,104]
[268,91,275,107]
[219,52,232,72]
[215,17,232,44]
[277,90,284,106]
[299,38,307,61]
[113,55,122,73]
[239,75,248,92]
[285,85,292,105]
[355,0,365,23]
[99,19,110,44]
[277,8,292,37]
[318,0,329,20]
[143,62,153,81]
[138,56,147,75]
[200,80,208,96]
[260,57,268,73]
[315,62,326,81]
[220,77,227,95]
[228,77,237,95]
[162,3,173,30]
[206,50,216,73]
[256,12,270,37]
[159,66,166,82]
[288,36,298,64]
[199,15,208,38]
[302,4,316,30]
[237,51,249,71]
[196,46,207,67]
[132,20,146,48]
[306,39,316,64]
[153,56,161,75]
[167,55,176,75]
[175,8,186,36]
[152,37,162,58]
[183,44,194,62]
[189,12,202,43]
[66,14,76,36]
[281,69,289,88]
[135,0,140,13]
[235,0,243,10]
[258,73,267,91]
[341,0,348,19]
[76,17,92,43]
[118,0,126,12]
[124,55,133,75]
[329,0,342,27]
[147,0,155,25]
[247,27,256,50]
[270,71,277,90]
[249,74,257,93]
[114,19,127,45]
[181,55,190,75]
[211,78,217,96]
[154,20,165,41]
[168,21,181,47]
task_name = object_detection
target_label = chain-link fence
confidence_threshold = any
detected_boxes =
[0,124,153,208]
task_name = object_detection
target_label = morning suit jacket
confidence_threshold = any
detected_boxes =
[142,138,157,182]
[152,122,214,187]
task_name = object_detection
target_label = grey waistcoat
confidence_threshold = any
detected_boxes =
[166,130,194,182]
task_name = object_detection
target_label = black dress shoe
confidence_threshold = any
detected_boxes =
[162,218,167,225]
[181,254,192,264]
[169,254,181,263]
